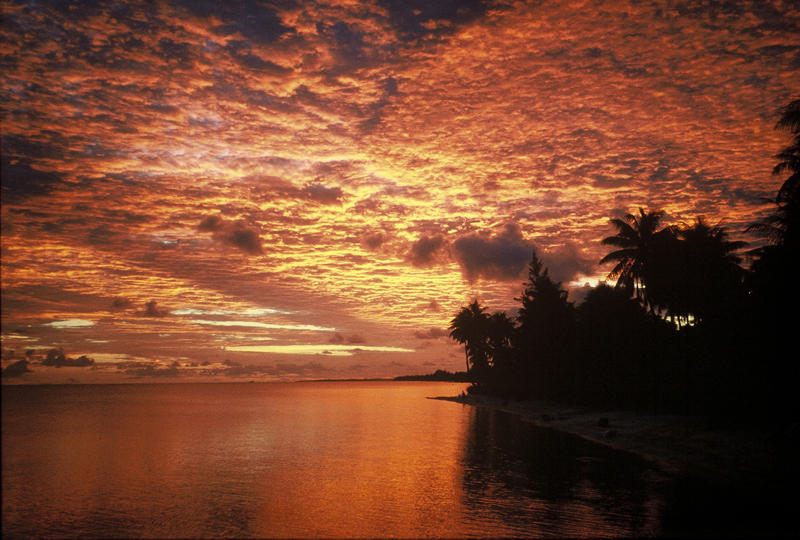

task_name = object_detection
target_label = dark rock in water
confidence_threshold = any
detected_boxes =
[598,417,610,428]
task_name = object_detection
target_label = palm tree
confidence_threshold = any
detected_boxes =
[749,99,800,251]
[448,300,490,374]
[599,208,675,310]
[746,99,800,331]
[678,218,746,323]
[773,99,800,205]
[487,312,515,352]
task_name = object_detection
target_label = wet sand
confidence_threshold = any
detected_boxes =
[431,393,792,485]
[433,394,799,535]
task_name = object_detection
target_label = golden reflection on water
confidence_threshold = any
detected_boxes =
[2,382,662,538]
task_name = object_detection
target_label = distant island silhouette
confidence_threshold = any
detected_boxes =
[394,369,473,382]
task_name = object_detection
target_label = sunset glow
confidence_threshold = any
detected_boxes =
[2,0,798,383]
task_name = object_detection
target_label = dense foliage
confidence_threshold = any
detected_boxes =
[450,100,799,422]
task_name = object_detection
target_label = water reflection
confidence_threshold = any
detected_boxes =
[460,407,662,537]
[4,382,674,538]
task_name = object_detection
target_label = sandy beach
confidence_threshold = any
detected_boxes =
[432,393,795,489]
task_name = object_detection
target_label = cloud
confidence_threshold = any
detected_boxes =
[218,363,278,377]
[195,319,335,332]
[305,183,344,204]
[452,223,533,282]
[452,224,593,284]
[1,0,798,382]
[226,224,263,254]
[541,243,595,285]
[380,0,489,42]
[197,215,263,254]
[414,328,448,339]
[198,215,224,232]
[329,333,367,344]
[45,319,95,328]
[179,0,290,43]
[111,297,133,311]
[361,231,386,250]
[140,300,169,317]
[41,349,95,367]
[227,344,414,355]
[406,234,447,268]
[2,359,32,378]
[121,363,180,378]
[0,157,65,203]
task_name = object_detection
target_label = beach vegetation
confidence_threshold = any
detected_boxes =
[450,100,799,422]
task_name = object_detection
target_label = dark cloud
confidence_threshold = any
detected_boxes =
[305,183,343,204]
[177,0,290,43]
[86,226,118,246]
[111,297,133,311]
[361,231,386,250]
[233,52,291,74]
[198,215,225,232]
[414,328,448,339]
[219,363,278,377]
[0,157,65,202]
[316,20,368,67]
[452,223,532,281]
[2,359,32,378]
[121,363,180,378]
[41,349,94,368]
[329,333,367,344]
[225,41,292,74]
[378,0,489,42]
[406,234,446,268]
[2,134,67,161]
[541,243,595,285]
[197,215,264,254]
[157,37,196,68]
[141,300,169,317]
[226,224,264,254]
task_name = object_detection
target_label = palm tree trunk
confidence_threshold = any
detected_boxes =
[464,347,469,373]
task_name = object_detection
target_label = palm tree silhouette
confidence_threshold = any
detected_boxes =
[678,218,746,323]
[448,300,490,375]
[599,208,674,310]
[749,99,800,251]
[487,312,515,352]
[773,99,799,205]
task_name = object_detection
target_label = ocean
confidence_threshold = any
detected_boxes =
[2,380,663,537]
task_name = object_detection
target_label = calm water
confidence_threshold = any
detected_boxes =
[2,381,665,538]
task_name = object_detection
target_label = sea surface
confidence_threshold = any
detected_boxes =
[2,381,666,538]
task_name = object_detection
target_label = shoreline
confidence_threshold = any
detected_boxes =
[431,393,792,487]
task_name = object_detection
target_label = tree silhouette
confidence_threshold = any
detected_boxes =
[487,311,515,352]
[448,300,490,376]
[516,251,574,397]
[749,99,800,252]
[773,99,800,206]
[574,284,663,408]
[599,208,675,311]
[677,218,746,323]
[485,311,516,384]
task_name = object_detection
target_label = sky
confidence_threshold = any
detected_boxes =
[1,0,798,384]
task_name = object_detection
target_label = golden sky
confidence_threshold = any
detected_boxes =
[2,0,798,383]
